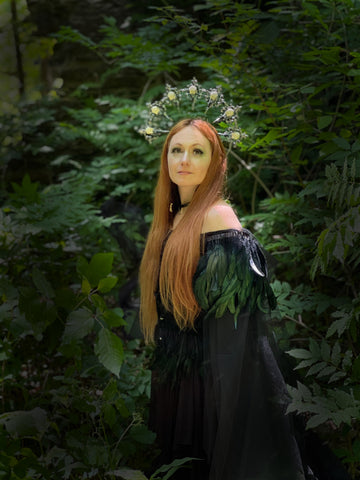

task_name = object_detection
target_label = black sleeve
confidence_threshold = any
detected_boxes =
[193,230,305,480]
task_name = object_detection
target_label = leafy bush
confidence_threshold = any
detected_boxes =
[1,0,360,478]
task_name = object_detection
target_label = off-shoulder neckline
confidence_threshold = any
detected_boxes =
[167,228,251,240]
[201,228,248,238]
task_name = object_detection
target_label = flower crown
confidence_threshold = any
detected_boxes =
[138,78,247,147]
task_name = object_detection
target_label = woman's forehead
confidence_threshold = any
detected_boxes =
[169,126,211,147]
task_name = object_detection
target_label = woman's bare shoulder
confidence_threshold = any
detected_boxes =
[201,201,242,233]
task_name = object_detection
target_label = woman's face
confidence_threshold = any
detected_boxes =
[167,126,212,199]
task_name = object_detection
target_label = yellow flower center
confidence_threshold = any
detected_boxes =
[225,108,235,117]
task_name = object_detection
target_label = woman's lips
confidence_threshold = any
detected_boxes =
[177,171,192,175]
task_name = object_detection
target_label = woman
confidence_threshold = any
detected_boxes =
[139,118,310,480]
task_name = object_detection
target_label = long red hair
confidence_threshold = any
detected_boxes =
[139,118,227,343]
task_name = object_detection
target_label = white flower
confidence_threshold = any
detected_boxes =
[210,90,218,101]
[231,131,241,140]
[189,85,197,95]
[145,127,154,135]
[151,106,160,115]
[167,91,176,101]
[225,108,235,117]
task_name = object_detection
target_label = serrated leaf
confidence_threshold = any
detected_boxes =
[103,308,126,328]
[286,348,313,360]
[316,365,336,378]
[329,372,346,383]
[331,389,356,409]
[309,338,321,358]
[306,361,327,376]
[95,328,124,377]
[331,409,358,426]
[326,315,350,338]
[294,358,318,370]
[62,308,94,343]
[331,341,341,366]
[306,412,329,429]
[296,381,312,401]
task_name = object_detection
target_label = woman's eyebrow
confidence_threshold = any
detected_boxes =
[170,142,205,147]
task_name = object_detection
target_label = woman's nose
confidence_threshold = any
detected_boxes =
[180,151,190,164]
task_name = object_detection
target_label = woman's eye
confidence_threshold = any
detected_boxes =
[194,149,203,155]
[171,147,181,154]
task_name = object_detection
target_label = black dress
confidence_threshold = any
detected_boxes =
[149,229,310,480]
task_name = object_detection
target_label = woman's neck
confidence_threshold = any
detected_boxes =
[178,185,196,205]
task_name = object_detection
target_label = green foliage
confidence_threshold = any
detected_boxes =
[2,0,360,477]
[0,171,154,477]
[106,457,196,480]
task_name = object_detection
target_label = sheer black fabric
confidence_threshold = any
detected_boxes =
[149,229,309,480]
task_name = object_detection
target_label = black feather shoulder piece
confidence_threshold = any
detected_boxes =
[193,228,277,327]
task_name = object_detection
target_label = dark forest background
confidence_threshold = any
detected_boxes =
[1,0,360,478]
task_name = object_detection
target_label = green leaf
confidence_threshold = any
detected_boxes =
[95,328,124,377]
[82,277,91,295]
[81,253,115,287]
[296,381,312,402]
[329,372,346,383]
[294,358,317,370]
[152,457,198,480]
[0,408,48,439]
[105,468,148,479]
[306,361,327,376]
[331,341,341,366]
[11,173,40,204]
[309,338,321,358]
[332,137,351,150]
[306,412,329,429]
[129,424,156,444]
[321,339,331,361]
[333,231,344,262]
[347,69,360,76]
[286,348,313,360]
[98,275,118,293]
[62,308,94,343]
[326,312,351,338]
[32,267,55,298]
[317,115,332,130]
[91,293,107,312]
[316,365,336,378]
[103,308,126,328]
[102,404,117,428]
